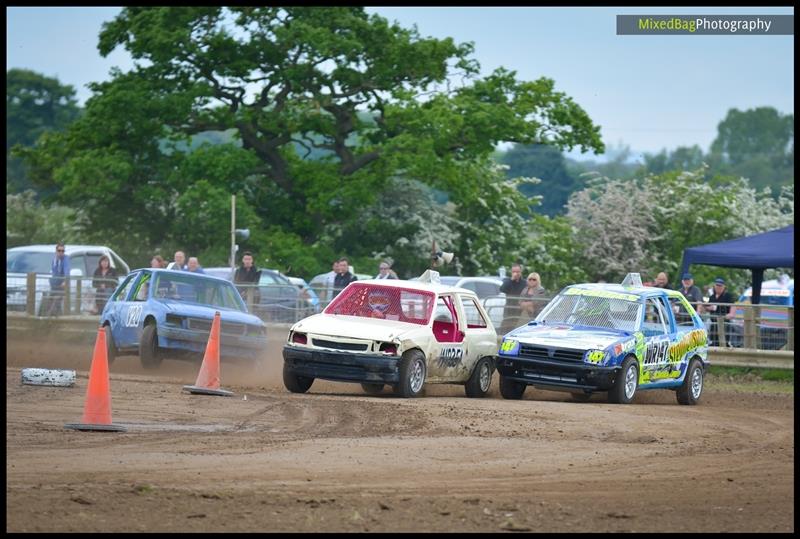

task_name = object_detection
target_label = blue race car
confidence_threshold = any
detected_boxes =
[100,268,268,369]
[496,273,709,405]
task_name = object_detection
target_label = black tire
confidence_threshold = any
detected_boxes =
[677,358,704,405]
[394,350,426,398]
[499,375,526,400]
[609,356,638,404]
[283,362,314,393]
[570,391,592,402]
[139,323,162,369]
[361,382,385,396]
[104,325,117,366]
[465,357,493,398]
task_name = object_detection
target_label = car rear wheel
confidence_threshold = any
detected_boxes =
[677,358,704,405]
[609,356,638,404]
[465,357,493,398]
[361,383,385,396]
[104,325,117,366]
[283,363,314,393]
[394,350,426,398]
[499,375,526,400]
[139,323,162,369]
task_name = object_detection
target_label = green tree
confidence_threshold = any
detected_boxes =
[499,143,581,216]
[642,145,705,175]
[6,69,81,194]
[17,7,603,271]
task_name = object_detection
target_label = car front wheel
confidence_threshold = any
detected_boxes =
[361,382,384,396]
[139,323,162,369]
[283,363,314,393]
[609,356,638,404]
[499,375,526,400]
[677,358,704,405]
[394,350,426,398]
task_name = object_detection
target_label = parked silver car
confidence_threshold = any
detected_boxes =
[7,244,130,315]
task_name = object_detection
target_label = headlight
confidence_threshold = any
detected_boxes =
[584,349,608,364]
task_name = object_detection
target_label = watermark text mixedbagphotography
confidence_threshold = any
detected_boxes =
[617,15,793,35]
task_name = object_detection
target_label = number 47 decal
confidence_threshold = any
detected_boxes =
[125,305,143,327]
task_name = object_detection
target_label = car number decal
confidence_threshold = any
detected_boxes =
[125,305,143,327]
[643,339,670,366]
[437,346,463,368]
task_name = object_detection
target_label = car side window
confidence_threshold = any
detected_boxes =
[474,282,499,298]
[433,298,454,323]
[133,273,152,301]
[70,255,86,276]
[669,296,695,327]
[643,298,669,336]
[112,274,137,302]
[462,297,488,328]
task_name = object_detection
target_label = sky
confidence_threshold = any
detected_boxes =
[6,6,794,161]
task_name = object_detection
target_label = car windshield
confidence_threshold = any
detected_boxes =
[6,251,54,273]
[152,272,246,312]
[324,283,435,325]
[537,289,643,332]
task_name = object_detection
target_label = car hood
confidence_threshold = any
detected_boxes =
[158,300,263,325]
[290,313,421,342]
[506,323,630,350]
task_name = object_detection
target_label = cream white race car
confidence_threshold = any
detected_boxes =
[282,271,498,398]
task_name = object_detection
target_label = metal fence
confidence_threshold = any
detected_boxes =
[7,275,793,352]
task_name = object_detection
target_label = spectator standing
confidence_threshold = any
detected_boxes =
[333,257,358,298]
[186,257,205,274]
[499,262,527,334]
[150,254,166,268]
[92,255,118,314]
[678,273,702,308]
[519,272,548,321]
[321,260,339,304]
[45,242,71,316]
[375,261,398,280]
[653,272,672,289]
[701,277,735,346]
[167,250,187,271]
[234,251,262,307]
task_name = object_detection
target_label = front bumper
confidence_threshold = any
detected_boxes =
[496,355,620,392]
[283,345,401,384]
[159,325,267,360]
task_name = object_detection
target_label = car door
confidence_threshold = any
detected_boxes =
[428,294,466,381]
[110,272,149,348]
[640,296,676,385]
[457,294,495,378]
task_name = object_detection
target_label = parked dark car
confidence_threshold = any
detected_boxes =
[204,267,307,323]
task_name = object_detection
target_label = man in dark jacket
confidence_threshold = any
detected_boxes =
[499,263,527,334]
[333,257,358,298]
[702,277,735,346]
[234,251,261,307]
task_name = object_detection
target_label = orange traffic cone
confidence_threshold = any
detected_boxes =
[64,326,126,432]
[183,311,234,397]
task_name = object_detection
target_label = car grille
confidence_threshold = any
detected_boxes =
[518,344,585,362]
[312,338,369,351]
[187,318,248,336]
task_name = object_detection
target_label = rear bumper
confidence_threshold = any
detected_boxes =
[283,345,401,384]
[496,355,620,392]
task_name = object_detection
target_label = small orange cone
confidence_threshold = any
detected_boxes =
[65,326,126,432]
[183,311,234,397]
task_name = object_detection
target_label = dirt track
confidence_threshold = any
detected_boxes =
[6,334,795,532]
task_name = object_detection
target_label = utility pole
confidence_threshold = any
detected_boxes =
[230,194,236,271]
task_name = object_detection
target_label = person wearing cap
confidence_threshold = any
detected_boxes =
[703,277,735,346]
[678,273,702,306]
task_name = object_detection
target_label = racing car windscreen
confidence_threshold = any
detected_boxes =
[536,291,643,332]
[324,283,436,325]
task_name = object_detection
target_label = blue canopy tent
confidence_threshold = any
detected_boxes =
[678,225,794,305]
